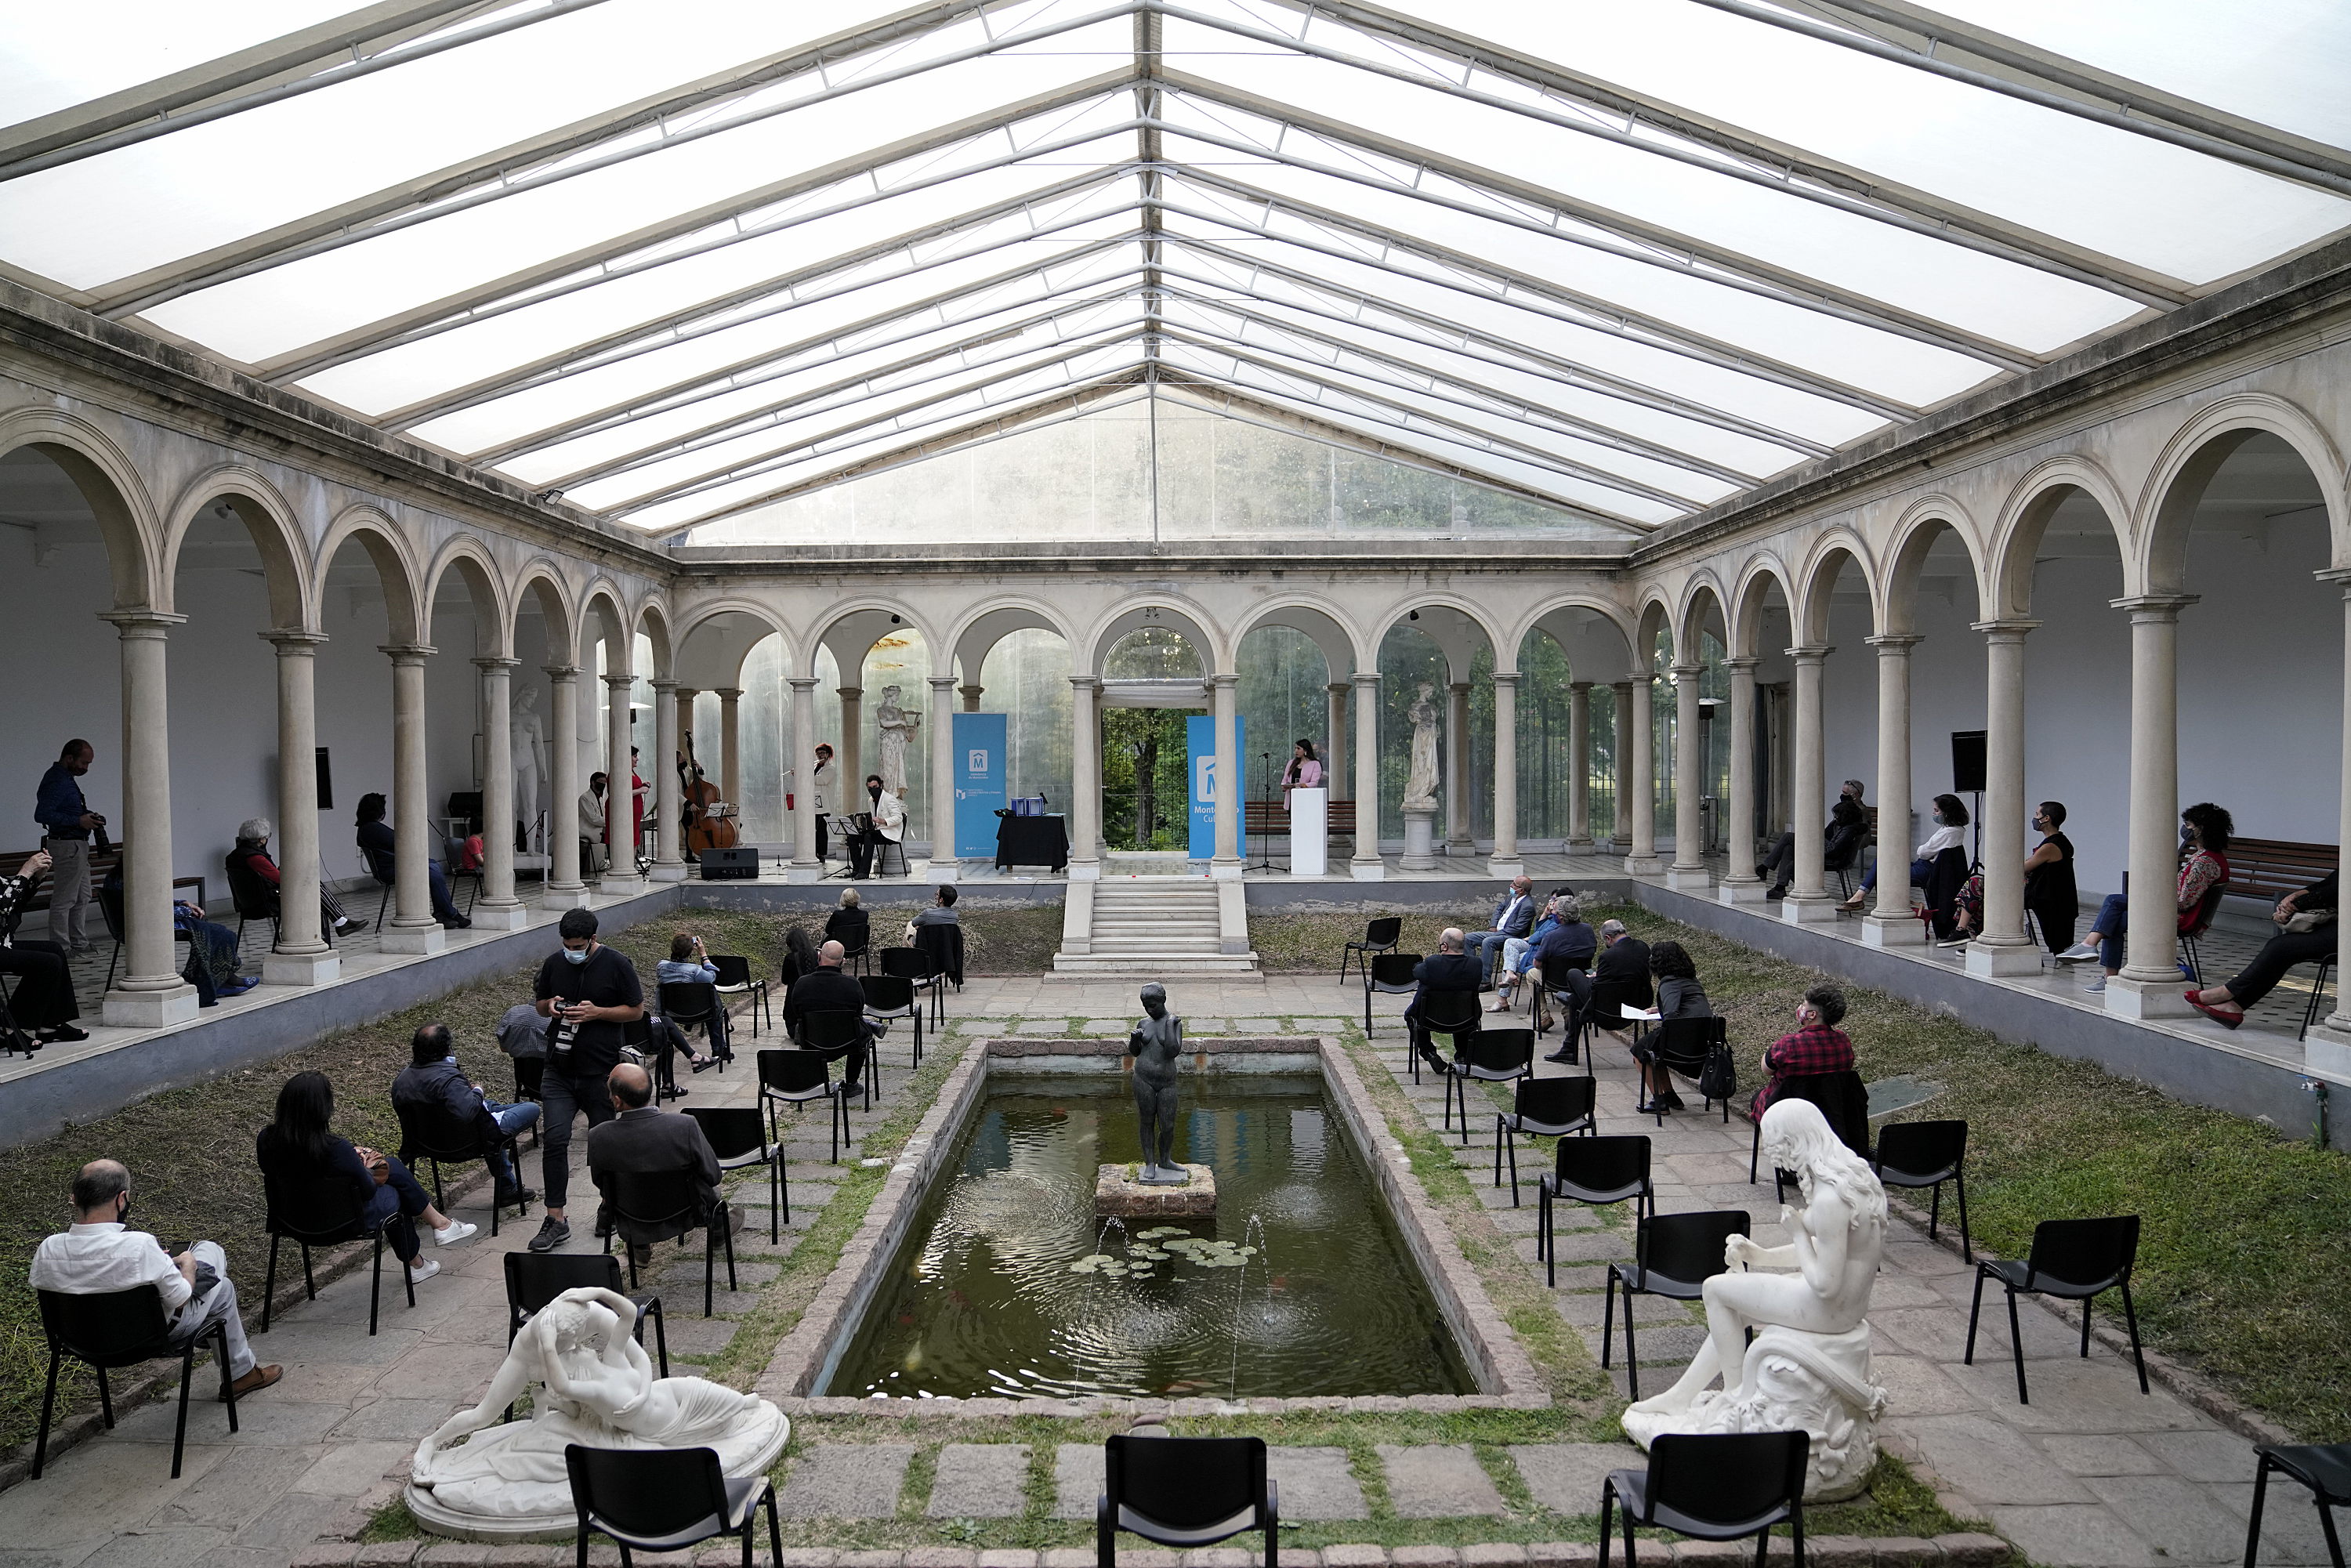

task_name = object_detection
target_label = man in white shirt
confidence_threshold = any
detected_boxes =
[29,1161,279,1399]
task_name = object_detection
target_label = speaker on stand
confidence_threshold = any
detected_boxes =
[1951,730,1987,871]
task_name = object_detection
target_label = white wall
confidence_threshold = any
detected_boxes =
[0,531,123,864]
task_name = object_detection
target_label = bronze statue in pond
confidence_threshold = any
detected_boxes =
[1128,983,1187,1184]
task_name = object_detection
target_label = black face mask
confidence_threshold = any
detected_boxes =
[114,1198,130,1228]
[868,784,883,800]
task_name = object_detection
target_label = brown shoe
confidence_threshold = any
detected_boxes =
[224,1363,281,1400]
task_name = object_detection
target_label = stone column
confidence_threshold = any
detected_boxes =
[929,675,960,879]
[1782,646,1837,922]
[543,667,588,905]
[1067,675,1101,879]
[1662,664,1705,887]
[100,611,198,1027]
[603,673,643,886]
[1567,681,1593,847]
[1324,681,1349,791]
[1210,673,1241,878]
[1610,680,1635,852]
[1444,679,1473,856]
[471,656,529,931]
[1864,637,1926,946]
[673,685,698,798]
[381,645,447,954]
[838,686,864,792]
[1719,658,1763,904]
[715,686,743,812]
[258,632,339,981]
[2309,580,2351,1076]
[1966,623,2041,973]
[2108,596,2197,1017]
[959,683,984,713]
[1489,672,1522,876]
[1351,673,1382,879]
[650,679,686,882]
[788,676,820,882]
[1625,675,1661,874]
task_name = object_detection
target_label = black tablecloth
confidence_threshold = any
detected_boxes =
[995,814,1069,872]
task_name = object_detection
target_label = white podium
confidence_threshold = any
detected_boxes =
[1288,787,1328,875]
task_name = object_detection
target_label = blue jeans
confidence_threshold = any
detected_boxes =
[364,1155,435,1262]
[2091,892,2130,972]
[538,1065,615,1213]
[1859,856,1935,895]
[1466,930,1512,980]
[426,860,463,924]
[485,1099,541,1192]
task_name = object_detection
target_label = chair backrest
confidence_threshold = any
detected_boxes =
[1769,1071,1872,1158]
[1586,978,1647,1019]
[757,1046,835,1095]
[861,974,916,1012]
[1636,1210,1751,1287]
[359,841,396,885]
[1369,952,1422,990]
[1418,988,1482,1034]
[513,1055,545,1103]
[1875,1118,1966,1182]
[566,1444,730,1544]
[2186,882,2228,940]
[1643,1432,1807,1529]
[708,954,755,989]
[36,1285,171,1363]
[223,855,277,918]
[1464,1027,1534,1076]
[801,1008,866,1052]
[397,1096,491,1161]
[96,876,127,944]
[259,1150,371,1240]
[1555,1133,1650,1196]
[2026,1215,2140,1291]
[1516,1074,1596,1130]
[911,923,963,984]
[621,1014,654,1051]
[880,946,931,980]
[682,1105,769,1161]
[1104,1434,1266,1536]
[659,981,719,1025]
[1363,916,1402,946]
[505,1251,626,1317]
[606,1167,701,1233]
[1649,1016,1726,1070]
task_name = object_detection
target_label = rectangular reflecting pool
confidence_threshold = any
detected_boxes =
[823,1075,1476,1400]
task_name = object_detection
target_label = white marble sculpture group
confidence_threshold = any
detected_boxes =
[1622,1099,1890,1501]
[408,1287,789,1537]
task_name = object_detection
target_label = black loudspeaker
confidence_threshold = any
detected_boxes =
[1951,730,1987,794]
[315,747,333,811]
[698,846,759,881]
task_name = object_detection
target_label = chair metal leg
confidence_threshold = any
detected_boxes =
[1597,1484,1614,1568]
[2121,1280,2150,1394]
[764,1487,784,1568]
[217,1323,240,1430]
[1927,1182,1941,1241]
[96,1367,112,1425]
[705,1225,717,1317]
[2244,1454,2272,1568]
[2005,1284,2029,1404]
[1755,1526,1770,1568]
[1621,1281,1641,1400]
[369,1233,383,1336]
[1790,1500,1806,1568]
[262,1233,280,1332]
[301,1241,317,1300]
[1954,1171,1973,1262]
[31,1349,60,1477]
[2317,1497,2345,1568]
[1600,1272,1616,1369]
[171,1342,194,1479]
[1963,1267,1986,1365]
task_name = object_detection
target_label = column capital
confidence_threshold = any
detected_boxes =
[1067,675,1101,693]
[1967,618,2040,638]
[1569,678,1596,691]
[379,642,435,665]
[1450,678,1476,693]
[542,664,580,681]
[601,672,635,690]
[1720,656,1759,674]
[837,685,863,699]
[927,675,958,690]
[959,683,984,699]
[98,608,187,634]
[1488,671,1521,688]
[649,677,678,695]
[787,675,820,692]
[1784,644,1832,664]
[1668,663,1704,680]
[472,654,520,672]
[1327,680,1352,694]
[1208,672,1239,690]
[712,686,743,700]
[2108,593,2197,621]
[674,684,699,697]
[262,628,328,650]
[1352,671,1381,689]
[1610,676,1636,690]
[1864,634,1925,652]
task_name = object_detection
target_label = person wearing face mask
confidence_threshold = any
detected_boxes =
[845,773,905,879]
[527,907,646,1252]
[1762,780,1867,902]
[2023,800,2078,952]
[1839,793,1969,915]
[2058,802,2231,994]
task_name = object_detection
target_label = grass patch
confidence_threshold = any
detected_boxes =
[357,1499,426,1543]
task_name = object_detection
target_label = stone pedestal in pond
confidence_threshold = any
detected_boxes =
[1094,1162,1216,1217]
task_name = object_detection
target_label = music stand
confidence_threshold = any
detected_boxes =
[1248,753,1277,873]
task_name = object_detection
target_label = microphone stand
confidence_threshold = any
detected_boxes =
[1249,753,1277,872]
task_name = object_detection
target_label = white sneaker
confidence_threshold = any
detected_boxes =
[406,1257,441,1283]
[2055,943,2099,963]
[433,1219,478,1247]
[2082,976,2107,994]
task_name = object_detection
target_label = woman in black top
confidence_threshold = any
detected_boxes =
[2188,870,2338,1028]
[777,923,822,990]
[824,888,869,961]
[254,1070,469,1281]
[1630,940,1712,1113]
[2023,800,2078,952]
[0,850,85,1045]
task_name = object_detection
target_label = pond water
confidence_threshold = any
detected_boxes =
[825,1075,1476,1400]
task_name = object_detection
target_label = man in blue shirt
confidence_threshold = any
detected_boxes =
[34,739,102,951]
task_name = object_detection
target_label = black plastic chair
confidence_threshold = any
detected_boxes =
[758,1047,849,1164]
[360,840,397,928]
[98,875,191,992]
[1406,987,1480,1085]
[394,1099,530,1237]
[1438,1027,1532,1143]
[565,1443,781,1568]
[1572,978,1649,1064]
[600,1168,737,1317]
[860,973,924,1067]
[1965,1214,2146,1404]
[802,1007,876,1109]
[1599,1431,1808,1568]
[223,855,281,958]
[440,835,482,914]
[32,1284,238,1480]
[504,1251,668,1380]
[1750,1072,1871,1197]
[2303,957,2337,1044]
[513,1054,545,1144]
[2179,882,2230,987]
[909,923,965,1006]
[258,1169,416,1335]
[659,981,729,1064]
[1538,1135,1654,1290]
[1495,1074,1596,1206]
[1643,1016,1732,1124]
[1364,951,1422,1035]
[1340,916,1402,983]
[2245,1443,2349,1568]
[882,945,947,1030]
[1607,1210,1750,1400]
[709,954,768,1041]
[1097,1434,1276,1568]
[686,1105,787,1244]
[1874,1119,1972,1261]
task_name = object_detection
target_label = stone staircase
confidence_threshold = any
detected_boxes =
[1050,878,1259,976]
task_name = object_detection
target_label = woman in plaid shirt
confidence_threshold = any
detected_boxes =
[1753,983,1853,1117]
[2056,802,2232,994]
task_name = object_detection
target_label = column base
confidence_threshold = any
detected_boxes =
[648,864,689,883]
[600,873,648,893]
[1622,856,1663,875]
[102,983,201,1029]
[1780,895,1840,925]
[1567,835,1594,849]
[1209,858,1244,882]
[1351,859,1386,882]
[1718,878,1768,906]
[543,881,593,909]
[470,900,531,932]
[380,923,449,956]
[2106,972,2192,1019]
[262,950,342,987]
[929,859,961,883]
[786,861,823,885]
[1067,861,1102,882]
[1400,809,1437,871]
[1664,865,1712,891]
[1860,914,1926,947]
[1965,938,2042,976]
[2304,1021,2351,1079]
[1487,856,1525,881]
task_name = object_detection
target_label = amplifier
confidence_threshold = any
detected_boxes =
[698,846,759,880]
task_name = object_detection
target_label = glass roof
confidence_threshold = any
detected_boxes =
[3,0,2347,544]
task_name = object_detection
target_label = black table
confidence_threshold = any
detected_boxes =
[994,813,1069,872]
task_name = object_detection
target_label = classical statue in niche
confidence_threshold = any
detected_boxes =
[1402,682,1441,814]
[1621,1099,1889,1501]
[509,684,547,846]
[875,685,920,797]
[408,1287,787,1534]
[1128,983,1187,1185]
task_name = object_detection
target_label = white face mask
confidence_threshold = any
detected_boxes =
[563,946,590,965]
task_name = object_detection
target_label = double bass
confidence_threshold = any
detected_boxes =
[679,731,738,853]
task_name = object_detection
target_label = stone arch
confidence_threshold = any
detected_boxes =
[162,465,313,632]
[0,407,163,609]
[1632,592,1674,672]
[421,534,509,657]
[314,505,424,644]
[2139,393,2351,592]
[580,579,631,675]
[1368,591,1506,679]
[1987,454,2132,619]
[676,599,794,689]
[635,596,674,681]
[1081,596,1225,677]
[1233,594,1367,682]
[1675,570,1731,661]
[807,599,941,682]
[947,595,1081,685]
[509,559,578,664]
[1794,530,1875,646]
[1880,495,1987,636]
[1505,593,1639,677]
[1729,554,1797,658]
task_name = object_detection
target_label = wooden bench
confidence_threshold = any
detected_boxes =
[2222,837,2338,907]
[2,845,205,913]
[1244,799,1357,841]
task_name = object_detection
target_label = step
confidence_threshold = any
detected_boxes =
[1048,953,1263,976]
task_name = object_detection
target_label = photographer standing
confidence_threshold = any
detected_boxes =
[527,908,643,1252]
[34,738,103,951]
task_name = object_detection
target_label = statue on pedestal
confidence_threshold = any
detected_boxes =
[875,685,920,797]
[1621,1099,1889,1501]
[1403,683,1440,814]
[510,684,547,848]
[1128,983,1187,1185]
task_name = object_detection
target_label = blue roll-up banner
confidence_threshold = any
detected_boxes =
[1186,713,1243,859]
[952,712,1008,857]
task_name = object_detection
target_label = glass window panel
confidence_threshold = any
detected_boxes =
[2,1,356,125]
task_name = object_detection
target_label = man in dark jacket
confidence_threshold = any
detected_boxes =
[1464,877,1537,987]
[1404,929,1484,1037]
[392,1023,541,1203]
[1553,919,1654,1059]
[783,940,876,1089]
[585,1064,728,1265]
